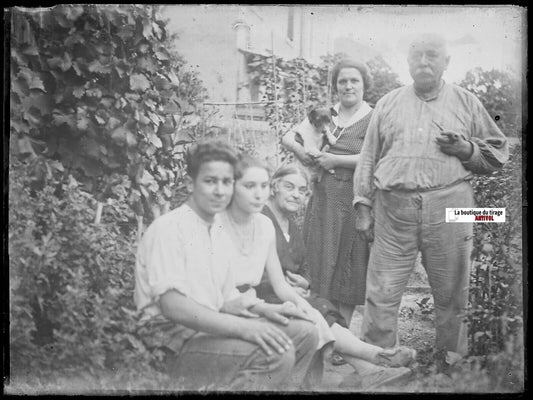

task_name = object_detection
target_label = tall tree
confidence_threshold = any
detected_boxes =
[458,67,521,137]
[365,54,403,106]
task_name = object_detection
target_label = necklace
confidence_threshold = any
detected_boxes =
[227,212,255,256]
[334,107,359,140]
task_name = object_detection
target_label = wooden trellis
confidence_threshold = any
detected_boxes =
[271,31,280,164]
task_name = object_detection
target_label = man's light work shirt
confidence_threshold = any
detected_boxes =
[353,83,509,206]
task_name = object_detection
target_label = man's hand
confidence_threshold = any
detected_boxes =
[285,271,310,290]
[239,319,294,356]
[354,204,374,242]
[221,295,262,318]
[435,131,474,161]
[251,302,314,325]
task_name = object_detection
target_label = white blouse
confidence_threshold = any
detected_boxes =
[135,204,240,321]
[332,101,372,127]
[219,211,276,289]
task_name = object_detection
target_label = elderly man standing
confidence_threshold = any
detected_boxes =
[352,33,508,357]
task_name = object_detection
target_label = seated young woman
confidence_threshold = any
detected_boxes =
[134,142,320,391]
[220,156,416,390]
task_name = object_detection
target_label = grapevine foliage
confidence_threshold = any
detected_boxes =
[245,52,402,163]
[10,5,207,220]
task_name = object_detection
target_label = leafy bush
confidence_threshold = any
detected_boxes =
[411,343,523,393]
[7,5,211,390]
[458,68,522,138]
[466,143,523,357]
[9,5,206,221]
[364,54,403,106]
[8,159,168,391]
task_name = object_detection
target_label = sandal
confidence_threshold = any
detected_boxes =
[331,351,348,366]
[374,346,417,368]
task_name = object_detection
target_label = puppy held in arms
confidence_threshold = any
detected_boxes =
[294,106,337,175]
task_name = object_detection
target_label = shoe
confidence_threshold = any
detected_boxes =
[339,371,362,389]
[360,366,412,390]
[330,351,348,366]
[374,346,417,368]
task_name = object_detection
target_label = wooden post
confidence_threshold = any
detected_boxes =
[163,201,170,215]
[248,102,257,148]
[203,101,272,106]
[326,28,332,104]
[151,204,161,220]
[200,102,206,138]
[301,59,307,121]
[271,31,280,164]
[233,108,245,143]
[94,201,104,225]
[136,215,144,243]
[327,61,332,105]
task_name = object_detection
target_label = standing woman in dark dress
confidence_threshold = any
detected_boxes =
[281,59,373,327]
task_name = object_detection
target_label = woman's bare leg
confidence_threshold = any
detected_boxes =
[330,323,383,362]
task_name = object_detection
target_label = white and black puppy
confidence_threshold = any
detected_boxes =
[298,106,337,157]
[294,106,337,175]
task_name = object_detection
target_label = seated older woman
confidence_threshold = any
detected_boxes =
[222,158,416,390]
[257,164,418,389]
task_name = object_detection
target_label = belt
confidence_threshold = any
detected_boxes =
[388,177,471,193]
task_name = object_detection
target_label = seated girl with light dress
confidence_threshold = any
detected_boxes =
[220,155,416,390]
